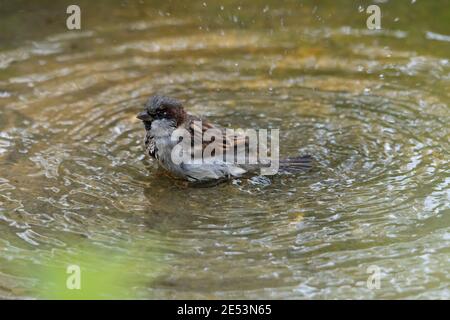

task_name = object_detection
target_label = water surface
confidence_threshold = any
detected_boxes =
[0,0,449,299]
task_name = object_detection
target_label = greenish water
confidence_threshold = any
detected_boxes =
[0,0,449,299]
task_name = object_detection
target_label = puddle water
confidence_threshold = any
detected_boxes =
[0,1,449,299]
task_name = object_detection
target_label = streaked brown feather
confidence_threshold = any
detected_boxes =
[185,114,249,159]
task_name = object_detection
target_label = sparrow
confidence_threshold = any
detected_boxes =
[137,95,312,183]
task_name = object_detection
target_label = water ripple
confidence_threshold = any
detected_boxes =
[0,9,449,299]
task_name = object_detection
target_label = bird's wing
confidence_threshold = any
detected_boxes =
[185,114,248,160]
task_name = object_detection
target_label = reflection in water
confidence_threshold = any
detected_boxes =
[0,1,449,299]
[3,239,165,299]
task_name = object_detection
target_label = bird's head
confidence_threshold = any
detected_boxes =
[137,95,186,130]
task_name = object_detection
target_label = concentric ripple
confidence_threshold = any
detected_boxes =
[0,1,449,299]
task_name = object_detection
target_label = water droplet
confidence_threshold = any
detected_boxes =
[0,91,11,98]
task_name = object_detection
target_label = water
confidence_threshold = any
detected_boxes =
[0,0,449,299]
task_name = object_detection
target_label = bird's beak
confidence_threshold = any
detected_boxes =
[136,111,152,121]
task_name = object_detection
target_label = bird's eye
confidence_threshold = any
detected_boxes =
[156,107,168,116]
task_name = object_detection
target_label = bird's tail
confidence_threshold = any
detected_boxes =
[279,155,313,173]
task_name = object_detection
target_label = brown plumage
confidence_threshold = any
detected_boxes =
[137,95,312,182]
